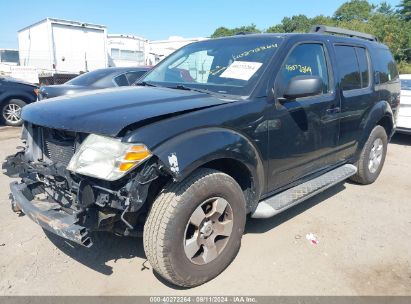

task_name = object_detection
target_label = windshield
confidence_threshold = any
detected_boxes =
[67,69,110,86]
[401,79,411,90]
[141,36,283,96]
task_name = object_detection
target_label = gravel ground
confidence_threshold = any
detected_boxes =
[0,126,410,296]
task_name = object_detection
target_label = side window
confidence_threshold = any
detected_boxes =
[335,46,361,91]
[335,45,370,91]
[377,49,398,84]
[355,47,370,88]
[279,43,329,96]
[126,71,146,84]
[114,74,129,86]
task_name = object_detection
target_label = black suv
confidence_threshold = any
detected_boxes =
[3,26,400,287]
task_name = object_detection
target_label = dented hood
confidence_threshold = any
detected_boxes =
[22,86,234,136]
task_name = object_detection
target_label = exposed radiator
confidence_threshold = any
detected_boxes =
[42,128,76,166]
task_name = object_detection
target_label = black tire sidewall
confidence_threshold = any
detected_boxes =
[361,126,388,183]
[163,173,246,285]
[1,99,26,126]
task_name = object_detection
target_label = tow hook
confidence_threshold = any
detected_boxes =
[9,193,23,214]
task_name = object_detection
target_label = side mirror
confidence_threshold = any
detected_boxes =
[283,75,323,100]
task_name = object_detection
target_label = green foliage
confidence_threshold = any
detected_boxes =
[398,61,411,74]
[376,1,395,15]
[266,15,335,33]
[334,0,374,21]
[266,15,312,33]
[210,0,411,66]
[211,24,261,38]
[398,0,411,21]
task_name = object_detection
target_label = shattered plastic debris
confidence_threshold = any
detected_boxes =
[306,233,319,245]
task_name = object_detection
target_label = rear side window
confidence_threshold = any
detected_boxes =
[114,74,129,86]
[126,71,146,85]
[335,45,370,91]
[335,46,361,91]
[356,48,370,88]
[376,49,398,84]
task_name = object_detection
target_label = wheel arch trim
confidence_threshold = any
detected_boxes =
[358,100,394,150]
[152,127,265,210]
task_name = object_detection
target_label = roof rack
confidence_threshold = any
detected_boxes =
[310,25,378,42]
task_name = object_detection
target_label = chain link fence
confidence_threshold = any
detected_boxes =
[38,73,79,85]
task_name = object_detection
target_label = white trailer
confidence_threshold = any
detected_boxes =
[108,34,148,67]
[148,36,206,65]
[18,18,108,73]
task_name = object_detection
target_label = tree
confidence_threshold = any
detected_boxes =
[210,24,261,38]
[209,0,411,72]
[334,0,374,21]
[376,2,395,15]
[266,15,332,33]
[398,0,411,21]
[210,27,232,38]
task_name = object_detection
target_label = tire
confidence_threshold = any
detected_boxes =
[143,168,247,287]
[350,125,388,185]
[1,99,27,126]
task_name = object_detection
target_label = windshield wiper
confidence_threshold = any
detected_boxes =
[135,81,157,87]
[170,84,213,95]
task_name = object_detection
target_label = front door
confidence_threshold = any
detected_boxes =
[266,42,340,192]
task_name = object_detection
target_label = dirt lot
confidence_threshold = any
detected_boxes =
[0,126,410,296]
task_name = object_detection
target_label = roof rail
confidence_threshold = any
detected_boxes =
[310,25,378,42]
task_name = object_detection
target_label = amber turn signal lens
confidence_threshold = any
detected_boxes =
[124,150,151,161]
[118,145,151,172]
[118,162,136,172]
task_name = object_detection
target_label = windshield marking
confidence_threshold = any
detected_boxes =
[232,43,279,61]
[142,38,282,96]
[285,64,313,74]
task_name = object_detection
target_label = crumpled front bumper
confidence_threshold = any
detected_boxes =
[9,181,93,247]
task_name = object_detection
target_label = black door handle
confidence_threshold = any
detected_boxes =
[326,107,341,115]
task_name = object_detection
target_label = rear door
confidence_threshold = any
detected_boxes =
[332,44,375,160]
[267,41,340,191]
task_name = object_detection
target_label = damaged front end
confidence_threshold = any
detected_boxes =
[3,123,165,247]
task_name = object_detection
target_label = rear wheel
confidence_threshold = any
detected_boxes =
[350,125,388,184]
[143,168,246,287]
[1,99,27,126]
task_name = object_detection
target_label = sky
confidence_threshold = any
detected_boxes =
[0,0,402,49]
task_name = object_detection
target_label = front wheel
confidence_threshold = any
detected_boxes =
[350,125,388,184]
[143,168,246,287]
[1,99,27,126]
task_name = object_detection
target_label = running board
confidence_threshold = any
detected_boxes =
[251,164,357,219]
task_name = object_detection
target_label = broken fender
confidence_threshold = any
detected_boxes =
[152,127,265,201]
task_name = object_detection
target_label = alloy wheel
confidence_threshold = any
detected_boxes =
[3,103,22,124]
[368,138,383,173]
[184,197,234,265]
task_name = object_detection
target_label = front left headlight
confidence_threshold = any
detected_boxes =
[67,134,151,181]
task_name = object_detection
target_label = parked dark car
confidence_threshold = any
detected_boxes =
[3,26,400,287]
[0,76,38,126]
[38,66,151,100]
